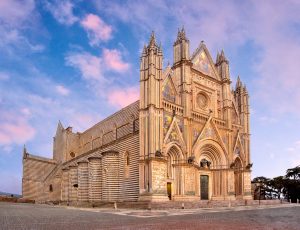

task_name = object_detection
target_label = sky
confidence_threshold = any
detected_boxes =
[0,0,300,194]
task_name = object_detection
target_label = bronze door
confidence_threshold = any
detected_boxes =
[200,175,209,200]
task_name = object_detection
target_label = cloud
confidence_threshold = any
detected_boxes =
[65,51,103,81]
[70,114,100,132]
[103,48,130,72]
[44,0,78,26]
[65,48,129,82]
[0,111,36,146]
[108,86,139,108]
[0,0,45,54]
[55,85,70,96]
[0,0,35,26]
[80,14,113,46]
[94,0,300,117]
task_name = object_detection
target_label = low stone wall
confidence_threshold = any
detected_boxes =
[0,196,35,203]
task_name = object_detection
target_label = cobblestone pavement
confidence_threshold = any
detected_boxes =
[0,202,299,230]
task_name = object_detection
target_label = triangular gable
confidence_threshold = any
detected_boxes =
[164,117,186,148]
[191,43,220,80]
[193,116,227,154]
[162,74,177,103]
[233,131,245,159]
[162,65,172,81]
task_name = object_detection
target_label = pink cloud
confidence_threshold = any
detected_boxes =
[55,85,70,96]
[80,14,112,46]
[65,49,129,82]
[108,86,139,108]
[65,52,103,81]
[0,0,35,26]
[0,112,36,146]
[70,114,101,132]
[103,48,129,72]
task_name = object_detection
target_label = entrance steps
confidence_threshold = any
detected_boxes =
[57,199,287,209]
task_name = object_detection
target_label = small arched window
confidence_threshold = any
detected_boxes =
[49,184,53,192]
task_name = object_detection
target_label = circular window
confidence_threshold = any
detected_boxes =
[70,152,75,158]
[197,93,209,109]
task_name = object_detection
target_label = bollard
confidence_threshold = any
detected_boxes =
[297,199,299,204]
[181,203,185,209]
[228,200,231,208]
[289,199,292,203]
[114,202,117,210]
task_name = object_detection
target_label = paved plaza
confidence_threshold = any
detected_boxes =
[0,202,299,229]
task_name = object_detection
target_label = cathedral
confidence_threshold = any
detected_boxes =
[22,29,252,204]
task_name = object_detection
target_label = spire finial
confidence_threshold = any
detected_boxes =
[236,75,242,88]
[149,31,156,47]
[23,145,27,158]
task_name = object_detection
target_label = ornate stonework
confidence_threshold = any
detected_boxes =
[22,29,251,204]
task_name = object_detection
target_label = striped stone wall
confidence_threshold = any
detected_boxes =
[22,156,57,201]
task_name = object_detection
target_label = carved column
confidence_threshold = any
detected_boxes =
[88,157,102,202]
[78,161,89,203]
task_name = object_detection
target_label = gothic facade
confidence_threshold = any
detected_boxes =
[22,29,252,204]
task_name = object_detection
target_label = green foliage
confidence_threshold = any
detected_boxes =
[252,165,300,202]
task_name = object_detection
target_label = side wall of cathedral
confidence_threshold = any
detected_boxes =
[23,102,141,203]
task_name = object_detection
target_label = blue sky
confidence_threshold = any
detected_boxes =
[0,0,300,194]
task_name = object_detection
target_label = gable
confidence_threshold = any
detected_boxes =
[233,132,245,159]
[162,75,177,103]
[164,117,186,148]
[191,43,220,80]
[193,117,227,155]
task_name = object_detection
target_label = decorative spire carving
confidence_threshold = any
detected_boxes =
[174,26,189,45]
[236,75,242,89]
[218,49,228,64]
[148,31,157,47]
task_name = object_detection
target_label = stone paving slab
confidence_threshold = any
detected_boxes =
[0,202,299,230]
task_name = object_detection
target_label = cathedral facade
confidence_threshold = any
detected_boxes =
[22,30,252,204]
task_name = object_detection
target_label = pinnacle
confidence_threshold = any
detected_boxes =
[149,31,156,47]
[236,76,242,88]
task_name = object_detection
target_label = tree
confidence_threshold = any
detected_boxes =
[286,166,300,180]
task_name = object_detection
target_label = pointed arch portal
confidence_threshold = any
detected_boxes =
[165,145,183,200]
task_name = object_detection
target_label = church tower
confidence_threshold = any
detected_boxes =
[172,28,193,156]
[139,32,167,201]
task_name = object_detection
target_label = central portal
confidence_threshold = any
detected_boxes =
[200,175,209,200]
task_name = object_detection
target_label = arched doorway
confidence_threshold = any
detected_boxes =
[234,157,243,197]
[166,145,182,200]
[197,143,227,200]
